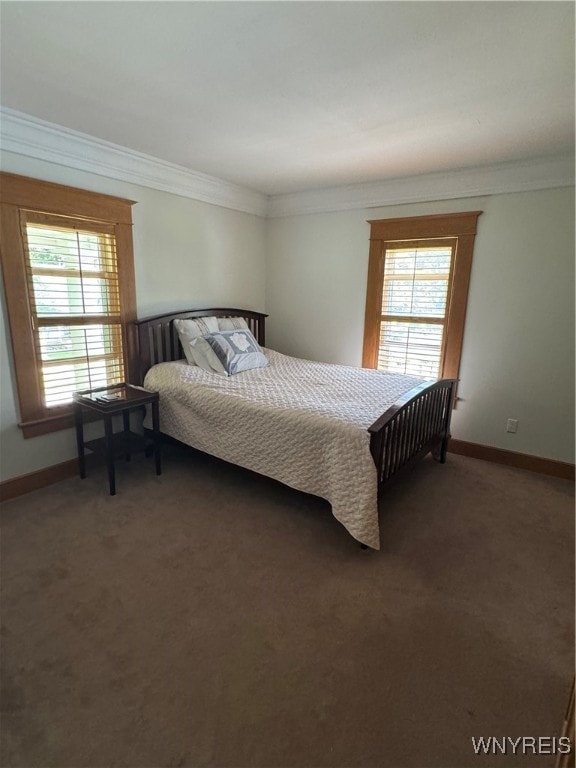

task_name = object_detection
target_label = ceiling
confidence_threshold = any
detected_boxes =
[1,1,574,196]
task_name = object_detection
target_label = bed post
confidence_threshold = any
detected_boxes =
[433,380,456,464]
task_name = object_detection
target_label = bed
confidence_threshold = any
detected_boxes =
[135,308,456,549]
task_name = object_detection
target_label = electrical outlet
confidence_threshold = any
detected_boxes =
[506,418,518,433]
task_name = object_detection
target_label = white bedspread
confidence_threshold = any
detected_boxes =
[144,349,423,549]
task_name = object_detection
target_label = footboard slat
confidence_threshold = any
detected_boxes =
[408,402,418,460]
[369,379,456,488]
[396,413,405,474]
[383,423,392,482]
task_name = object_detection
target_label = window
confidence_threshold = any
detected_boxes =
[363,212,482,383]
[0,173,136,437]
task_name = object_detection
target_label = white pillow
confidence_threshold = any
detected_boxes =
[218,316,249,332]
[189,336,227,375]
[173,316,219,364]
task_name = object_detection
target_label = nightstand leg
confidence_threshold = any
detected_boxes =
[104,415,116,495]
[74,404,86,479]
[152,400,162,476]
[123,410,131,462]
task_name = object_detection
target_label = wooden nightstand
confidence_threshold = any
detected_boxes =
[73,383,161,495]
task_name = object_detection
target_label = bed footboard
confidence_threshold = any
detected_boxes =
[368,379,456,487]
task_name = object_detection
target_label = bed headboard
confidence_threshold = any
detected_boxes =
[133,308,268,384]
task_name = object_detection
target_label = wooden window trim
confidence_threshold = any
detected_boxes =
[0,173,137,438]
[363,211,482,383]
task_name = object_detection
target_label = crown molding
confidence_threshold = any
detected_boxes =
[1,107,573,220]
[0,107,268,217]
[267,154,575,218]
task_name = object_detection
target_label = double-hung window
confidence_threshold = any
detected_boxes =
[0,173,136,437]
[363,212,481,383]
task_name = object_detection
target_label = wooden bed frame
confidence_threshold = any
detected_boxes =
[134,307,456,496]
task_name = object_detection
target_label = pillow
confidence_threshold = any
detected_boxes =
[173,316,219,364]
[189,337,228,375]
[191,329,268,376]
[218,316,249,332]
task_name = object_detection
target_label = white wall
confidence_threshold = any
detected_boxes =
[266,187,575,463]
[0,151,266,481]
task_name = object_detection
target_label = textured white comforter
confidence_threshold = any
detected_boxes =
[144,349,423,549]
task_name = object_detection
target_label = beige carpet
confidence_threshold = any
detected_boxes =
[1,446,574,768]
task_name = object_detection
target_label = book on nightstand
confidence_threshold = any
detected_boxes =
[79,387,128,405]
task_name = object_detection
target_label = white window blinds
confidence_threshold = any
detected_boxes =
[378,240,456,378]
[23,213,125,407]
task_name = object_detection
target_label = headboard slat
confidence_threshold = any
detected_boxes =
[163,322,171,363]
[170,323,179,361]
